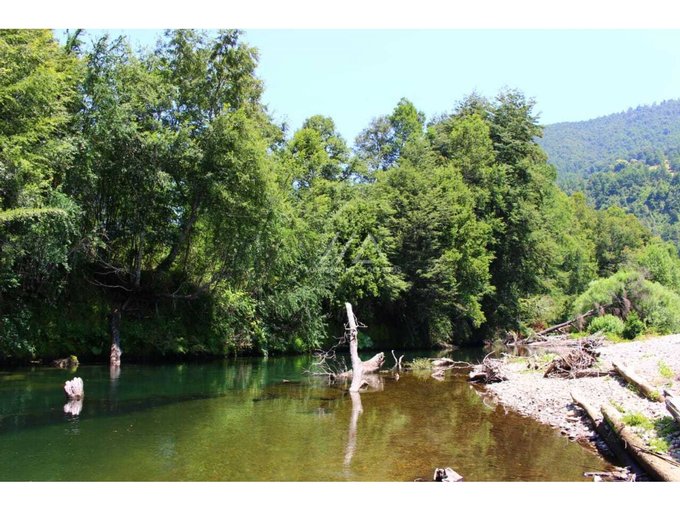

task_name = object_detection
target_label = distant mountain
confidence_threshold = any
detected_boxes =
[539,99,680,182]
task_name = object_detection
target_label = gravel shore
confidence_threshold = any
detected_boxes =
[482,334,680,463]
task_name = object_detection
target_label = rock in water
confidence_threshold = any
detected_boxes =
[434,467,463,482]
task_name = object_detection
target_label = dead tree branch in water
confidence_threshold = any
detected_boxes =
[306,303,384,390]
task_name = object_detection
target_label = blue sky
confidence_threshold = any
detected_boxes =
[58,29,680,145]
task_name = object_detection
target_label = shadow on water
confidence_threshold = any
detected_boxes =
[0,351,612,481]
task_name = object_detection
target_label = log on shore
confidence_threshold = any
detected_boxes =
[664,390,680,426]
[533,309,597,337]
[570,391,643,477]
[601,404,680,482]
[612,361,664,402]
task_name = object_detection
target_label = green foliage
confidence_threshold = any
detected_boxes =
[649,437,670,454]
[622,312,645,340]
[4,30,674,362]
[655,416,679,437]
[658,360,675,379]
[635,279,680,334]
[407,358,432,370]
[622,411,654,430]
[587,314,625,336]
[634,241,680,292]
[540,99,680,179]
[573,270,680,335]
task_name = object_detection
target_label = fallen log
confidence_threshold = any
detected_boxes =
[612,361,664,402]
[584,469,635,482]
[664,390,680,426]
[553,368,616,379]
[337,352,385,379]
[601,404,680,481]
[52,355,79,369]
[570,391,643,477]
[469,354,507,384]
[432,357,455,368]
[534,309,597,337]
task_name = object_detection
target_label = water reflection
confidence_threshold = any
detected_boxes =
[344,391,363,472]
[0,353,613,481]
[63,399,83,416]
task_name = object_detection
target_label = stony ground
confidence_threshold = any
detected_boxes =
[482,334,680,465]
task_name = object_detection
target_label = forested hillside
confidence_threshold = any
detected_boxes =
[540,99,680,187]
[539,100,680,251]
[2,30,680,363]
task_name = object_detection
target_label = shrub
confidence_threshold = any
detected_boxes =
[573,270,680,335]
[587,314,625,336]
[634,279,680,334]
[622,312,645,339]
[408,358,432,370]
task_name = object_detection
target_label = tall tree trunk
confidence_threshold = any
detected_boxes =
[346,303,364,393]
[109,307,122,367]
[133,232,144,289]
[155,200,199,273]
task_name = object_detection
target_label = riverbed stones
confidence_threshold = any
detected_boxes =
[483,334,680,463]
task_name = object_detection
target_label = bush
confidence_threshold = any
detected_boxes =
[622,312,645,339]
[635,279,680,334]
[587,314,625,336]
[573,270,680,336]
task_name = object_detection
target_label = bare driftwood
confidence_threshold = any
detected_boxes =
[391,350,404,372]
[602,404,680,481]
[432,357,455,368]
[306,305,384,385]
[570,391,643,478]
[52,355,79,369]
[469,353,507,384]
[534,309,597,337]
[612,361,664,402]
[64,377,84,400]
[343,303,387,392]
[109,307,122,367]
[433,467,463,482]
[337,352,385,379]
[664,390,680,426]
[543,337,602,378]
[584,469,635,482]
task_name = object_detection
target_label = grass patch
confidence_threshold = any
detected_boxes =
[649,437,670,454]
[622,411,654,431]
[610,401,626,414]
[407,358,432,370]
[658,360,675,379]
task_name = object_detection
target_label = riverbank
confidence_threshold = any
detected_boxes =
[481,334,680,466]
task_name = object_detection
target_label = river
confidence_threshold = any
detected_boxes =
[0,351,612,481]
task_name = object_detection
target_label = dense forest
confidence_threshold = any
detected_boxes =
[540,99,680,189]
[2,29,680,363]
[539,99,680,253]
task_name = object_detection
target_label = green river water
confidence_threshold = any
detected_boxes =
[0,351,612,481]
